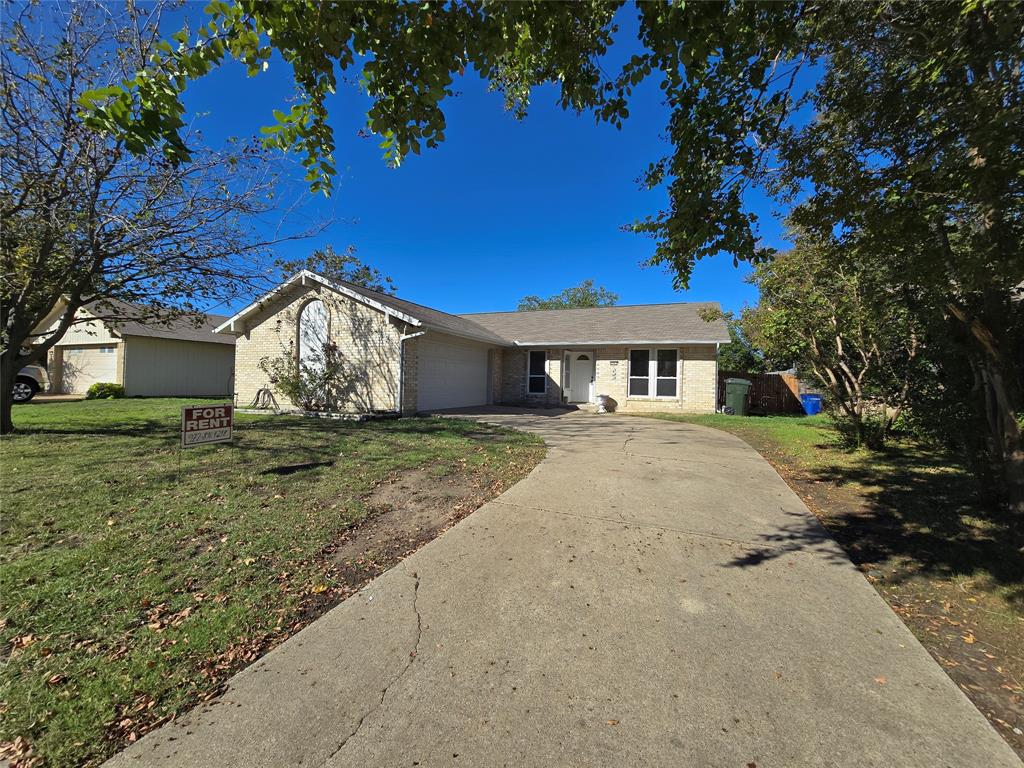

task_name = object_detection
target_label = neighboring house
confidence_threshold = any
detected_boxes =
[217,271,730,415]
[35,299,235,396]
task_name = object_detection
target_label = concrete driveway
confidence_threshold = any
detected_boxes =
[107,409,1020,768]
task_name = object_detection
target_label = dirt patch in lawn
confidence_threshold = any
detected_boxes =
[741,433,1024,758]
[326,469,486,587]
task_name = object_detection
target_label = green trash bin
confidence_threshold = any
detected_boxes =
[724,378,753,416]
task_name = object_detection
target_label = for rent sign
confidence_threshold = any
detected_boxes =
[181,404,233,448]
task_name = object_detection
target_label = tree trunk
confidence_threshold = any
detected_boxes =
[0,352,20,435]
[949,303,1024,516]
[978,356,1024,516]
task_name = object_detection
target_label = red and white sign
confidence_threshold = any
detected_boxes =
[181,404,233,448]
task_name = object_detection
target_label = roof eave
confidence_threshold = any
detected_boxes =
[422,324,510,346]
[214,270,424,334]
[512,339,729,346]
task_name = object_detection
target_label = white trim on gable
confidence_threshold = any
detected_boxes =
[215,270,422,334]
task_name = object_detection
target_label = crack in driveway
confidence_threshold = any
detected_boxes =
[317,571,423,766]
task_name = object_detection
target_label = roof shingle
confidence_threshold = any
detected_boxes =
[86,298,234,345]
[458,302,730,345]
[217,271,729,346]
[335,281,509,344]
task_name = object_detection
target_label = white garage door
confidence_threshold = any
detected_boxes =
[417,336,489,411]
[61,345,118,393]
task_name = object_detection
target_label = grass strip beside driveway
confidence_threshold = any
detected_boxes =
[1,399,544,767]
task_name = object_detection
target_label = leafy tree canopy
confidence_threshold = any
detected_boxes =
[743,234,923,447]
[277,245,394,294]
[82,0,803,288]
[1,0,308,433]
[702,309,767,374]
[517,280,619,311]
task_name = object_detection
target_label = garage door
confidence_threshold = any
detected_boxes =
[417,336,489,411]
[61,345,118,393]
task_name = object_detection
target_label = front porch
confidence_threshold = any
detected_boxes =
[493,345,718,414]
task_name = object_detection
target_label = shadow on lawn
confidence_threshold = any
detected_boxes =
[15,418,175,438]
[726,442,1024,603]
[15,415,517,487]
[17,413,493,440]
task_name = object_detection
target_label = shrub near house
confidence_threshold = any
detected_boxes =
[85,382,125,400]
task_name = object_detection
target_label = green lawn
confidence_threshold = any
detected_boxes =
[0,399,544,767]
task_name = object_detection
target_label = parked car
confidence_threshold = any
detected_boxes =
[13,363,48,402]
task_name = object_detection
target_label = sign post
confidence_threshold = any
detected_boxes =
[181,404,234,448]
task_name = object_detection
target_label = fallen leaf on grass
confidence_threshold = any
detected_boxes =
[0,736,42,767]
[10,634,37,650]
[45,673,67,686]
[962,632,976,644]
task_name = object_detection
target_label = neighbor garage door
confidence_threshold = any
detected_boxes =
[416,336,489,411]
[61,344,118,393]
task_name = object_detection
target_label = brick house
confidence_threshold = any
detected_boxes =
[216,270,729,414]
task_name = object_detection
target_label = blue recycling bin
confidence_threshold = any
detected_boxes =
[800,393,823,415]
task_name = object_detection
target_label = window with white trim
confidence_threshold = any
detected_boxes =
[527,350,546,394]
[628,349,650,396]
[628,348,678,398]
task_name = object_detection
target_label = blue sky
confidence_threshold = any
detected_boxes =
[179,9,793,317]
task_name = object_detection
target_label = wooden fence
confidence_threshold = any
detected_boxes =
[718,370,804,415]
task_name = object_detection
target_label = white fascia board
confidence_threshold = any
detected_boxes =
[512,339,728,347]
[214,270,423,334]
[424,324,509,346]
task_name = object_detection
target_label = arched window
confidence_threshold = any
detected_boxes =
[576,354,590,361]
[297,299,329,371]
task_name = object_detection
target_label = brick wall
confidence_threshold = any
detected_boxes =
[680,344,717,412]
[233,284,404,412]
[499,348,564,406]
[488,348,503,405]
[498,344,718,412]
[594,346,687,412]
[594,347,627,406]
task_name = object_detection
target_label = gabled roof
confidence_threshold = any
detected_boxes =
[215,271,508,345]
[459,303,730,345]
[216,270,729,346]
[335,278,509,345]
[84,298,233,345]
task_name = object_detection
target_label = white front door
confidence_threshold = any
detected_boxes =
[568,352,594,403]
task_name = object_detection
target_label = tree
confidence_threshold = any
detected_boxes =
[774,3,1024,508]
[276,244,394,294]
[701,309,768,373]
[517,280,618,311]
[0,1,308,433]
[743,236,922,448]
[86,1,1024,510]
